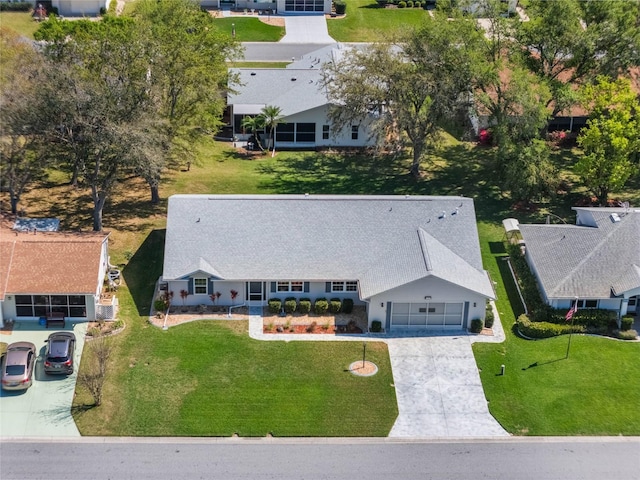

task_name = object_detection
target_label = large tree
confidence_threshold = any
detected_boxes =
[322,13,484,177]
[36,16,163,231]
[0,28,53,215]
[576,77,640,206]
[133,0,241,202]
[514,0,640,117]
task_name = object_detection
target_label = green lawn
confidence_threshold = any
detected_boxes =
[0,12,41,39]
[212,18,284,42]
[327,0,430,42]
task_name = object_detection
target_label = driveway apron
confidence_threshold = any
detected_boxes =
[280,16,335,44]
[387,336,508,437]
[1,322,87,437]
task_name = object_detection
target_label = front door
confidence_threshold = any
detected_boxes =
[248,282,263,304]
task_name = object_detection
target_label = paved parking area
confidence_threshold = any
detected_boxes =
[280,16,335,44]
[0,322,87,437]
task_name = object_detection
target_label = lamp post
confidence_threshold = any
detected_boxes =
[232,23,235,38]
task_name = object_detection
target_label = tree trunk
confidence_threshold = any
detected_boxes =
[150,183,160,205]
[91,189,107,232]
[597,186,609,206]
[10,194,19,215]
[410,143,423,178]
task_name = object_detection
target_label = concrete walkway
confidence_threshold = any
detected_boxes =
[280,16,335,44]
[249,303,509,437]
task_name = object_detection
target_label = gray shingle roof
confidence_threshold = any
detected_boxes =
[228,69,327,117]
[163,195,494,299]
[519,208,640,299]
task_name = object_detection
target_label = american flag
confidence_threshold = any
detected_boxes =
[565,300,578,322]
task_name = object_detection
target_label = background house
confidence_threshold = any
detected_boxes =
[162,194,495,332]
[46,0,111,16]
[226,45,376,149]
[201,0,332,15]
[0,219,113,326]
[518,206,640,318]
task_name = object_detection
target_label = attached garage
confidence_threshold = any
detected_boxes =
[391,302,464,329]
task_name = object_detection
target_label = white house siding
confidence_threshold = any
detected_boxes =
[368,276,489,331]
[54,0,109,16]
[276,105,375,149]
[1,294,96,322]
[165,279,363,307]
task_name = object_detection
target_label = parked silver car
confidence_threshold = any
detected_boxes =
[44,332,76,375]
[1,342,36,391]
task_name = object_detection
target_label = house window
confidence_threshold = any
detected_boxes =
[276,123,294,142]
[194,278,207,295]
[351,125,359,140]
[628,297,637,307]
[278,281,304,292]
[295,123,316,143]
[322,125,330,140]
[577,299,598,309]
[332,281,358,292]
[14,295,86,318]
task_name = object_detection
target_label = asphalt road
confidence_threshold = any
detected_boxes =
[241,42,336,62]
[1,437,638,480]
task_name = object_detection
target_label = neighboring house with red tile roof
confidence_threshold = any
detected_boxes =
[0,221,112,326]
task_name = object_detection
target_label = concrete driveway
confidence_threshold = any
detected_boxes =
[388,335,508,437]
[280,16,335,44]
[0,321,87,437]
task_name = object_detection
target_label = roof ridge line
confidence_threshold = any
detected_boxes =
[417,228,432,272]
[551,219,628,295]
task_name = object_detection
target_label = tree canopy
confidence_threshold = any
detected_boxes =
[323,12,484,177]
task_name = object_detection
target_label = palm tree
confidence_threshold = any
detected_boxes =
[261,105,284,157]
[240,115,265,151]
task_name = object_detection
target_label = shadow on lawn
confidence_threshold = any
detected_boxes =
[122,229,165,317]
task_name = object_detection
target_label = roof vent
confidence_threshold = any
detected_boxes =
[250,72,256,76]
[610,213,621,223]
[439,211,446,219]
[291,77,297,81]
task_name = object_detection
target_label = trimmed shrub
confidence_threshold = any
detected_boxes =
[517,314,585,339]
[621,315,634,331]
[329,298,342,314]
[268,298,282,315]
[284,297,297,314]
[484,306,495,328]
[470,318,483,333]
[298,298,312,314]
[342,298,354,314]
[314,298,329,315]
[370,320,382,332]
[407,1,413,7]
[398,1,406,7]
[0,2,32,12]
[334,0,346,14]
[154,298,168,313]
[615,329,638,340]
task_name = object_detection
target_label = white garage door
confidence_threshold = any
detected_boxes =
[391,302,463,329]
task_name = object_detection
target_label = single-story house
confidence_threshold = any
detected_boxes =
[518,206,640,318]
[201,0,332,15]
[0,220,114,326]
[48,0,111,16]
[162,194,495,332]
[226,45,376,149]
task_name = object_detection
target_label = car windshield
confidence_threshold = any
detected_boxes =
[6,365,25,376]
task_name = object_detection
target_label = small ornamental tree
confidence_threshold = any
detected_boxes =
[230,289,239,305]
[180,289,188,306]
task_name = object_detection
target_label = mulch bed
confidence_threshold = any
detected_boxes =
[263,324,363,334]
